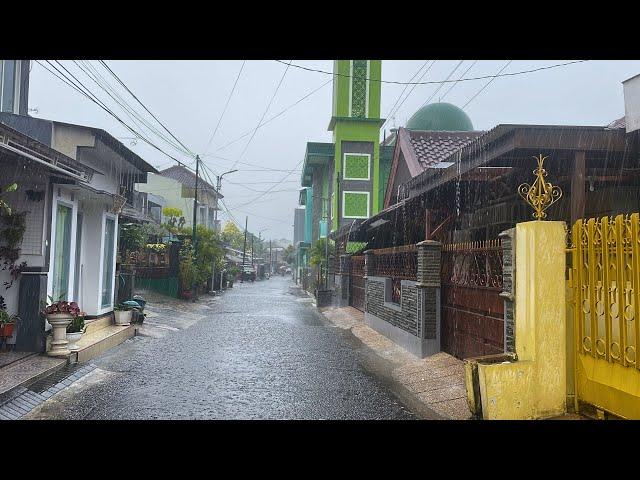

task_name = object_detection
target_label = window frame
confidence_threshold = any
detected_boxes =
[342,190,370,219]
[0,60,21,114]
[342,152,371,181]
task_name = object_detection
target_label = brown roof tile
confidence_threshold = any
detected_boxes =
[407,130,485,169]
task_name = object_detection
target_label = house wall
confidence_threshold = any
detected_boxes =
[0,168,51,317]
[51,123,95,160]
[137,173,217,229]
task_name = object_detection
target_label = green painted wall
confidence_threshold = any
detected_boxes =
[328,60,383,232]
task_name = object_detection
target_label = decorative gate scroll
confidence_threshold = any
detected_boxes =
[569,213,640,419]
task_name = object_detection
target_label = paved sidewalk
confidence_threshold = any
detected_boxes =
[319,304,471,420]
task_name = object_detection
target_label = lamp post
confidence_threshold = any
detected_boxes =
[211,169,237,292]
[214,169,238,231]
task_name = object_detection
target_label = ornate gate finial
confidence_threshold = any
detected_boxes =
[518,154,562,220]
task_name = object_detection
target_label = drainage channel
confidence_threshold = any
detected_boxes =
[0,363,97,420]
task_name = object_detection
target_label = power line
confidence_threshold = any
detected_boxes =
[382,60,430,129]
[418,60,465,110]
[37,60,192,168]
[275,60,587,85]
[205,60,246,151]
[226,158,304,211]
[463,60,513,109]
[201,152,302,173]
[440,60,478,101]
[382,60,437,130]
[98,60,194,156]
[207,78,332,153]
[231,60,292,168]
[73,60,192,158]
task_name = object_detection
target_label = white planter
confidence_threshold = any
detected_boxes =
[66,331,83,351]
[46,313,73,357]
[114,310,132,326]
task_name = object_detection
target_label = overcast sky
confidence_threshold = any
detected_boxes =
[28,60,640,241]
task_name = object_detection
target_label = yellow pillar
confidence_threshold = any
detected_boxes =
[472,221,567,419]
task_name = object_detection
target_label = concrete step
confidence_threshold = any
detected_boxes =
[72,324,136,364]
[83,314,113,335]
[0,354,66,398]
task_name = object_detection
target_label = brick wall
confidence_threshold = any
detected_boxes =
[365,277,418,336]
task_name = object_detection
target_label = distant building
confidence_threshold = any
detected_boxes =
[136,165,222,231]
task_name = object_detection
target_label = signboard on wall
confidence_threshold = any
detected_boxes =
[623,73,640,133]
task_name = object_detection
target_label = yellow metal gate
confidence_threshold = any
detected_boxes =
[569,213,640,419]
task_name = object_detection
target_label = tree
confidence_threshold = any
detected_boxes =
[177,225,224,287]
[221,222,245,250]
[163,207,185,232]
[283,244,295,264]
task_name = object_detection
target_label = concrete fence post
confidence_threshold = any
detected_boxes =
[340,254,351,303]
[499,229,516,353]
[363,250,374,278]
[464,221,567,420]
[416,240,441,352]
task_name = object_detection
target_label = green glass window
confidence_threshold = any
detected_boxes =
[351,60,367,118]
[101,217,116,308]
[52,203,72,301]
[343,154,370,180]
[343,192,369,218]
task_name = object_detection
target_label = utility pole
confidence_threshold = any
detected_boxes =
[241,216,248,283]
[192,155,200,248]
[191,155,200,297]
[269,240,272,275]
[251,235,254,268]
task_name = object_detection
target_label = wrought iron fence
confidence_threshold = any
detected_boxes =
[370,244,418,303]
[569,213,639,368]
[441,240,503,291]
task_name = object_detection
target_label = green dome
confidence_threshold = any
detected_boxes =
[405,102,473,131]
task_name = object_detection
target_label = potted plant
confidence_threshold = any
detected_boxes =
[42,297,81,357]
[0,296,19,341]
[114,304,133,326]
[66,313,86,351]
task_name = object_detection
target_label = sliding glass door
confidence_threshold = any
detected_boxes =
[52,203,72,301]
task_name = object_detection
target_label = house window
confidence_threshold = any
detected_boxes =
[342,191,370,219]
[52,203,73,301]
[101,217,116,308]
[343,153,370,180]
[350,60,368,118]
[0,60,21,114]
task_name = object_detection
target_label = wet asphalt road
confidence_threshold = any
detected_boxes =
[31,276,414,419]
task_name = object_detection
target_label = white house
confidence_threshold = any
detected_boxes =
[0,113,157,352]
[136,165,222,231]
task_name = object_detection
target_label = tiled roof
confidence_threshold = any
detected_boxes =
[606,116,626,130]
[159,165,218,195]
[407,130,485,169]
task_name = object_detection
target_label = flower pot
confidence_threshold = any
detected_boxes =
[46,313,73,357]
[66,331,83,351]
[114,310,132,326]
[0,323,15,338]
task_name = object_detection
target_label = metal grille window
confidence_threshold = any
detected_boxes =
[350,60,367,118]
[343,153,370,180]
[0,60,20,113]
[371,245,418,304]
[342,191,369,219]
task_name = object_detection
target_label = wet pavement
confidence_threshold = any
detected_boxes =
[25,276,415,419]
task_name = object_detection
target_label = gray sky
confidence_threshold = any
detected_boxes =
[28,60,640,241]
